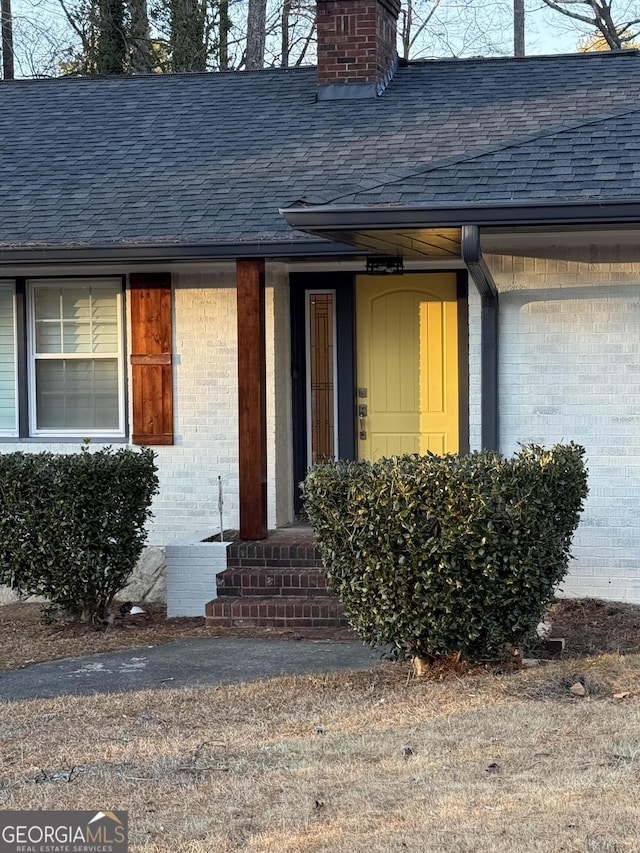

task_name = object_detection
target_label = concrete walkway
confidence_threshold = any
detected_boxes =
[0,637,382,703]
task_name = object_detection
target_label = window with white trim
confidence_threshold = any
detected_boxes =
[0,281,18,436]
[27,279,125,436]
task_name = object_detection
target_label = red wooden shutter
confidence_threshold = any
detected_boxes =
[129,273,173,445]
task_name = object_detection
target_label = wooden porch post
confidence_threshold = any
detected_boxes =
[236,258,268,539]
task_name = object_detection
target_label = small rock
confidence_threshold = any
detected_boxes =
[402,745,415,758]
[613,691,631,700]
[570,681,587,697]
[485,762,501,774]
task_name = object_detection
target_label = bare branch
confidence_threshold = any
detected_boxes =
[293,17,313,64]
[55,0,86,45]
[408,0,441,53]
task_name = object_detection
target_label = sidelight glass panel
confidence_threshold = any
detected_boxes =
[309,292,336,463]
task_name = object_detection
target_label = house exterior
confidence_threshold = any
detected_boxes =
[2,0,640,609]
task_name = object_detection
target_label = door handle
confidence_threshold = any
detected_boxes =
[358,404,367,440]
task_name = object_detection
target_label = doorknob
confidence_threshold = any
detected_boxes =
[358,403,367,440]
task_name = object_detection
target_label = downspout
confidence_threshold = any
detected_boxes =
[461,225,499,451]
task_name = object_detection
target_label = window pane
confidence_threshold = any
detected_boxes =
[62,323,91,353]
[0,285,16,433]
[36,321,62,353]
[34,288,60,321]
[35,359,119,430]
[61,288,91,353]
[33,284,119,355]
[62,288,90,320]
[35,289,62,353]
[91,292,119,353]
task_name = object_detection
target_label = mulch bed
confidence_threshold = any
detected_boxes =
[0,596,639,673]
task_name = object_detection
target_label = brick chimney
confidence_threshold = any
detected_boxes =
[316,0,401,100]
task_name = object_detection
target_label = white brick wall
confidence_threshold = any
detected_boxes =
[165,536,229,617]
[479,253,640,603]
[0,261,296,605]
[5,253,640,607]
[145,263,294,544]
[148,268,240,545]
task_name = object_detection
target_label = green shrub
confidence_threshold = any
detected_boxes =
[302,444,588,663]
[0,445,159,621]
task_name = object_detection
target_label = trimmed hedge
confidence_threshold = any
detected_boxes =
[302,444,588,663]
[0,445,159,621]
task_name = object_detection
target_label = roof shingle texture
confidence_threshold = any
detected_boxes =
[1,51,639,249]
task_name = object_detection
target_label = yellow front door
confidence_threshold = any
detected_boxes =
[356,274,459,460]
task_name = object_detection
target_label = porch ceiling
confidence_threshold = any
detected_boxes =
[481,225,640,262]
[280,200,640,261]
[314,227,462,260]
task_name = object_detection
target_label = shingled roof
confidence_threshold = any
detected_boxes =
[1,49,639,256]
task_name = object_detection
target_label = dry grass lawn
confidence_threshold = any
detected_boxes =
[0,660,639,852]
[1,602,640,851]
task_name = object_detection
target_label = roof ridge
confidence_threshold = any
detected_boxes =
[406,49,639,66]
[320,102,640,205]
[3,48,637,84]
[0,66,314,85]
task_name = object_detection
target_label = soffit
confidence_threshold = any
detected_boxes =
[481,225,640,263]
[314,227,462,259]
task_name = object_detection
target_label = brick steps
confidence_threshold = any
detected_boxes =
[216,566,328,597]
[204,525,351,633]
[205,595,347,628]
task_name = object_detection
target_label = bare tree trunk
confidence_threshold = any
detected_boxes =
[129,0,153,72]
[595,0,622,47]
[281,0,291,67]
[170,0,206,71]
[219,0,230,69]
[514,0,525,55]
[96,0,127,73]
[1,0,15,79]
[401,0,412,60]
[245,0,266,69]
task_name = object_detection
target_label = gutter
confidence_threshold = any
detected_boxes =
[0,239,362,267]
[281,198,640,230]
[461,225,499,452]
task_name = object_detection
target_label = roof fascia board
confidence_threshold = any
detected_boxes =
[281,199,640,230]
[0,240,362,266]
